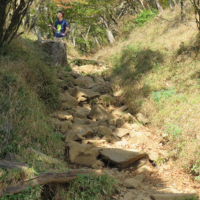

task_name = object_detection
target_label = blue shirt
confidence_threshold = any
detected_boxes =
[54,19,68,38]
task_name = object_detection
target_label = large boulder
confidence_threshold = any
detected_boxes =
[76,76,94,88]
[123,178,141,189]
[71,125,94,137]
[97,126,113,136]
[41,40,67,66]
[65,125,94,143]
[91,85,111,94]
[52,118,72,133]
[100,149,147,168]
[73,117,91,125]
[59,92,78,109]
[73,107,91,119]
[75,127,94,138]
[67,141,103,168]
[70,86,100,99]
[88,105,109,120]
[116,118,125,128]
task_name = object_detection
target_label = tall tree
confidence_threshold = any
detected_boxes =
[155,0,163,12]
[191,0,200,31]
[0,0,33,54]
[181,0,186,21]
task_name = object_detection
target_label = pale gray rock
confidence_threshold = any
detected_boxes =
[70,86,100,99]
[98,126,113,136]
[89,105,109,120]
[148,152,159,162]
[124,178,141,189]
[41,40,67,66]
[114,128,129,138]
[100,149,147,168]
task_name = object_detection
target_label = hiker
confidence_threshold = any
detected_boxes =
[49,11,69,40]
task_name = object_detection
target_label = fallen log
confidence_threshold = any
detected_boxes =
[0,160,27,169]
[0,169,102,198]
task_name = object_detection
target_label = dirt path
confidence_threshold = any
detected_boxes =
[52,60,200,200]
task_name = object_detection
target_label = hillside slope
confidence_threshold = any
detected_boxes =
[94,6,200,177]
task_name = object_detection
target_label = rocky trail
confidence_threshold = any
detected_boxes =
[51,60,200,200]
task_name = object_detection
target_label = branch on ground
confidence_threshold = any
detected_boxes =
[0,169,103,198]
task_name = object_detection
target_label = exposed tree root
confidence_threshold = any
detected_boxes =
[0,169,102,198]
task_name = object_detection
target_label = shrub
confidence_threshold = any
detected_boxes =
[135,10,157,26]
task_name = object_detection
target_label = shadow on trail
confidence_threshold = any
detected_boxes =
[110,45,164,113]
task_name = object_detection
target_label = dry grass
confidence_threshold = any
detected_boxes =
[94,4,200,177]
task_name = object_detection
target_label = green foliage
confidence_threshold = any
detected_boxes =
[64,65,72,72]
[152,88,177,103]
[0,129,19,159]
[164,123,181,140]
[67,174,119,200]
[37,1,58,39]
[191,164,200,176]
[135,9,157,26]
[154,157,166,166]
[122,20,136,34]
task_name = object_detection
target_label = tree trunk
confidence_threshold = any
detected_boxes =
[172,0,176,6]
[155,0,163,12]
[168,0,173,10]
[94,37,100,47]
[82,26,91,54]
[0,0,33,54]
[138,0,146,9]
[100,17,115,44]
[24,8,30,29]
[191,0,200,31]
[181,0,186,21]
[148,0,156,8]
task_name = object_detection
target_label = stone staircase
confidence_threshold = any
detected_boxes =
[51,63,198,200]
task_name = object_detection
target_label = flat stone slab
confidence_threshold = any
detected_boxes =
[150,193,198,200]
[100,149,147,168]
[114,128,129,138]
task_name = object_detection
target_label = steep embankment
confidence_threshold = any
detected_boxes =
[93,6,200,179]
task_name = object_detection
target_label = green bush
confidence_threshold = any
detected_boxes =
[135,10,157,26]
